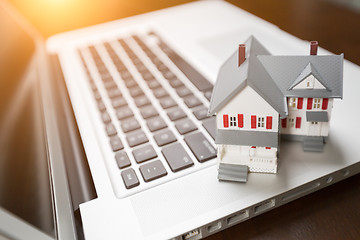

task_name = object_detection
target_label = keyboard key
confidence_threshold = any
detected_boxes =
[153,129,177,146]
[162,143,194,172]
[102,75,113,83]
[184,132,216,162]
[99,68,109,76]
[131,55,141,63]
[202,117,216,140]
[103,80,116,90]
[126,130,148,147]
[138,66,148,73]
[176,86,192,97]
[120,71,132,80]
[132,144,157,163]
[134,95,150,107]
[115,151,131,169]
[101,111,111,123]
[140,105,159,119]
[184,95,202,108]
[147,116,167,132]
[97,100,106,112]
[175,118,197,135]
[121,73,134,83]
[147,79,161,89]
[204,89,213,101]
[129,86,143,97]
[153,87,169,98]
[108,88,122,98]
[110,136,124,151]
[157,63,169,72]
[93,90,102,101]
[115,106,133,120]
[193,107,209,120]
[121,168,139,189]
[121,117,141,133]
[167,107,186,121]
[139,160,167,182]
[141,71,154,81]
[124,78,137,88]
[162,71,176,80]
[159,96,177,109]
[111,96,127,108]
[105,123,117,136]
[89,81,97,91]
[169,78,184,88]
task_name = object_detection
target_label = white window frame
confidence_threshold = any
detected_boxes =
[289,97,297,109]
[306,75,315,89]
[257,116,265,129]
[288,117,295,128]
[313,98,322,109]
[229,116,237,127]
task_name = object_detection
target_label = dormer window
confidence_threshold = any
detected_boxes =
[288,63,330,91]
[306,76,314,89]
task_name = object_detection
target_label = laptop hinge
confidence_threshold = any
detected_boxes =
[48,53,97,239]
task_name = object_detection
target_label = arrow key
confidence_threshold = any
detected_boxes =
[139,160,167,182]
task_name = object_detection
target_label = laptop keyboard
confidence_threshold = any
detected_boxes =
[78,32,216,195]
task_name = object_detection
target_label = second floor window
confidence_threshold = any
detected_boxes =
[258,117,265,128]
[289,98,297,108]
[230,116,237,127]
[313,98,322,109]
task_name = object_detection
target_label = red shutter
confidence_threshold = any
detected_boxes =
[322,98,329,110]
[297,98,303,109]
[307,98,313,110]
[296,117,302,128]
[266,116,273,129]
[223,114,229,128]
[238,114,244,128]
[251,115,257,129]
[281,118,287,128]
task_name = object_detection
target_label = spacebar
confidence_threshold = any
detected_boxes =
[159,42,213,92]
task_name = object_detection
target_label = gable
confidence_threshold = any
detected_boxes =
[288,62,330,90]
[258,55,344,99]
[208,36,274,116]
[218,85,277,115]
[217,85,279,131]
[292,74,327,90]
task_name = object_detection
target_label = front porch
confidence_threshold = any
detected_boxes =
[217,144,278,175]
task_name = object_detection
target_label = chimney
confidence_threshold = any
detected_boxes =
[310,41,318,55]
[238,44,246,66]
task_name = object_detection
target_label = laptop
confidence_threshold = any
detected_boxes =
[1,0,360,239]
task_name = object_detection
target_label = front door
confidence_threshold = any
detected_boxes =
[308,121,322,136]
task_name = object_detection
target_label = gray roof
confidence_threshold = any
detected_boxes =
[208,36,344,119]
[258,54,343,99]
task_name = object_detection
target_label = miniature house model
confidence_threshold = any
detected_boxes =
[208,36,343,182]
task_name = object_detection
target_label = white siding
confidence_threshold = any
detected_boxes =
[293,74,326,90]
[280,98,333,137]
[216,85,279,132]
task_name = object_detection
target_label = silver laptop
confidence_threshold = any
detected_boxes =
[1,0,360,239]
